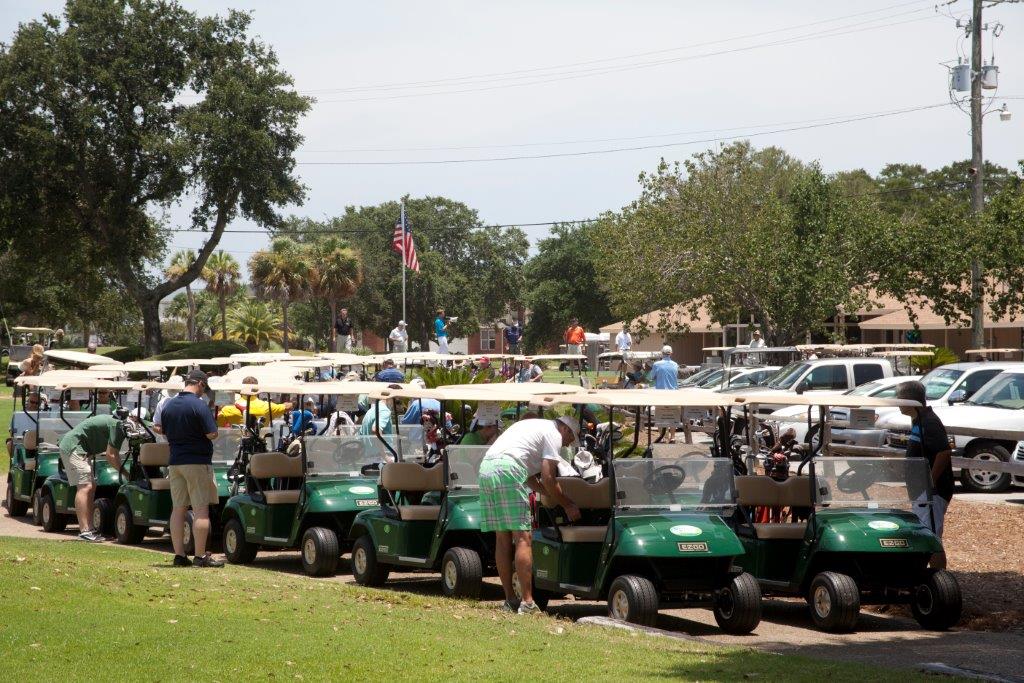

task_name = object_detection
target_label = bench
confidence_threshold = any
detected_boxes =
[734,475,813,540]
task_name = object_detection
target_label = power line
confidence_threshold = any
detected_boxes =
[302,0,936,96]
[294,101,956,166]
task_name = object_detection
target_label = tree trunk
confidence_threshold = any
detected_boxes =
[281,299,290,352]
[140,297,163,357]
[219,290,228,341]
[329,300,337,352]
[185,284,196,342]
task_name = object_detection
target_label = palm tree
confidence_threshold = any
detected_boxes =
[165,249,197,342]
[249,238,309,352]
[227,299,282,351]
[202,251,241,341]
[308,238,362,350]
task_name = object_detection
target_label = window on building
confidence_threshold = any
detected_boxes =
[479,327,496,351]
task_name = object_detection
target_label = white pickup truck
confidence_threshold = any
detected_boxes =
[879,368,1024,493]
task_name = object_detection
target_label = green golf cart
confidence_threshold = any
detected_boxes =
[525,389,762,633]
[729,391,962,632]
[220,381,409,577]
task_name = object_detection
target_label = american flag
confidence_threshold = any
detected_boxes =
[392,205,420,272]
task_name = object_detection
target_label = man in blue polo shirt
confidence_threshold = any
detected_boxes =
[651,345,680,443]
[159,369,223,568]
[373,358,406,383]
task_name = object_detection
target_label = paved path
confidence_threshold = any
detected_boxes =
[3,476,1022,682]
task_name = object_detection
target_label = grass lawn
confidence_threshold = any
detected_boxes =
[0,538,936,682]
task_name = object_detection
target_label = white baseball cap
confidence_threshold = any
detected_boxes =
[398,320,406,326]
[410,377,426,389]
[555,415,580,443]
[661,345,673,355]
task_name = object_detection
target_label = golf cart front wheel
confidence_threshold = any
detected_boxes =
[714,573,762,634]
[607,575,659,627]
[92,498,114,536]
[114,503,146,545]
[351,535,389,587]
[31,489,43,525]
[223,518,258,565]
[40,493,66,533]
[6,479,28,517]
[808,572,860,632]
[912,569,962,630]
[183,510,196,557]
[441,547,483,599]
[300,527,340,577]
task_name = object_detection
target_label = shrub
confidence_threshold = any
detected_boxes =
[148,340,248,361]
[105,346,144,363]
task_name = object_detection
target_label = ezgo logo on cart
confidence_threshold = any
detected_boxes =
[879,538,909,548]
[677,542,709,552]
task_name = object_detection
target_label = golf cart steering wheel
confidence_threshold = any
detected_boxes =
[836,463,880,498]
[643,464,686,496]
[333,440,366,467]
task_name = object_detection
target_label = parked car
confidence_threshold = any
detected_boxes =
[1014,441,1024,488]
[880,369,1024,493]
[693,366,779,391]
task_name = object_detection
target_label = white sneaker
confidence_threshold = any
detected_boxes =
[517,600,540,615]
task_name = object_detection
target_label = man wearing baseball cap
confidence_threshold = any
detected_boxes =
[478,415,582,614]
[159,369,222,567]
[651,345,680,443]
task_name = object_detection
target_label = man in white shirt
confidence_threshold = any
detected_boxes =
[478,417,581,615]
[747,330,765,365]
[388,320,409,353]
[615,328,632,353]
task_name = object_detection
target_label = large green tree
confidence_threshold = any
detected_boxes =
[523,223,613,350]
[0,0,309,355]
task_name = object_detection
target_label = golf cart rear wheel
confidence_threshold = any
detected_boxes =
[6,479,28,517]
[440,547,483,599]
[714,573,762,634]
[40,493,66,533]
[351,535,389,587]
[912,569,962,630]
[31,489,43,525]
[300,527,340,577]
[183,510,196,557]
[959,443,1011,493]
[808,572,860,632]
[92,498,114,536]
[607,575,659,627]
[114,503,146,545]
[223,518,258,565]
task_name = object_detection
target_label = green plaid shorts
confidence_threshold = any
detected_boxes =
[479,456,531,532]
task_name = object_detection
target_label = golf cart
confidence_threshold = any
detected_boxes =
[348,383,585,598]
[5,326,54,386]
[220,381,412,577]
[37,379,142,535]
[521,389,762,633]
[729,390,962,632]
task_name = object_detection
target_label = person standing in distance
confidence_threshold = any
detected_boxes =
[334,307,354,353]
[563,317,586,377]
[651,345,680,443]
[160,369,223,568]
[503,319,523,355]
[479,416,581,614]
[389,320,409,353]
[896,380,953,569]
[434,308,456,354]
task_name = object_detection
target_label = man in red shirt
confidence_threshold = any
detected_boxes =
[563,318,586,377]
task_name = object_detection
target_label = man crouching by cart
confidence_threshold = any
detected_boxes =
[58,413,126,542]
[479,416,582,614]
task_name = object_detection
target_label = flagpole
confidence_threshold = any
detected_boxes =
[400,200,407,326]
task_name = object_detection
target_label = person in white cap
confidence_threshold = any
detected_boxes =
[460,411,501,446]
[389,320,409,353]
[651,345,680,443]
[478,415,581,615]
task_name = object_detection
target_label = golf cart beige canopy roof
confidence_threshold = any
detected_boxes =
[316,353,371,365]
[92,361,170,372]
[964,348,1023,355]
[598,351,662,360]
[265,359,335,370]
[44,349,120,366]
[515,354,586,362]
[16,369,127,386]
[51,378,143,391]
[228,352,295,363]
[164,358,238,367]
[701,346,734,352]
[870,351,934,358]
[11,326,54,334]
[530,388,739,408]
[728,390,920,408]
[222,365,305,383]
[224,380,403,396]
[439,382,585,395]
[872,343,936,350]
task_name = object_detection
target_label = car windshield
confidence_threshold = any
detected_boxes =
[964,373,1024,409]
[920,368,964,400]
[766,362,809,390]
[848,380,885,397]
[211,429,241,465]
[304,435,408,477]
[728,369,770,388]
[445,445,488,490]
[694,369,727,388]
[681,368,717,387]
[813,457,931,508]
[613,456,735,511]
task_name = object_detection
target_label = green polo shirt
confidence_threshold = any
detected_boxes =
[58,415,125,455]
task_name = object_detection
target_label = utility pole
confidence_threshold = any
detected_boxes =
[969,0,985,350]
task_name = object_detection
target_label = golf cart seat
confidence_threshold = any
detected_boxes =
[542,477,612,543]
[380,462,445,521]
[735,475,813,540]
[250,451,304,504]
[21,431,39,470]
[139,443,171,491]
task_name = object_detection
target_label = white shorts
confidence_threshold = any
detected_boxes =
[913,494,949,538]
[438,337,449,354]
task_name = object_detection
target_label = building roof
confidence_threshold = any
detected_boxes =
[600,301,723,335]
[858,307,1024,330]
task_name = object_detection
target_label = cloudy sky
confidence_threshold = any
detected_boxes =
[3,0,1023,268]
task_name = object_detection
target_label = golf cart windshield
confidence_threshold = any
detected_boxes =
[814,457,932,508]
[766,362,809,390]
[445,445,488,490]
[211,429,241,465]
[964,372,1024,410]
[613,457,735,511]
[304,435,406,477]
[920,368,964,400]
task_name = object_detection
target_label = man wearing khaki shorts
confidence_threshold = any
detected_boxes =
[57,414,126,542]
[158,369,223,568]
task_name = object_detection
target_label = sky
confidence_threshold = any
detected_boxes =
[3,0,1023,272]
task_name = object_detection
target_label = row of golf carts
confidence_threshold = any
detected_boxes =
[5,371,961,635]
